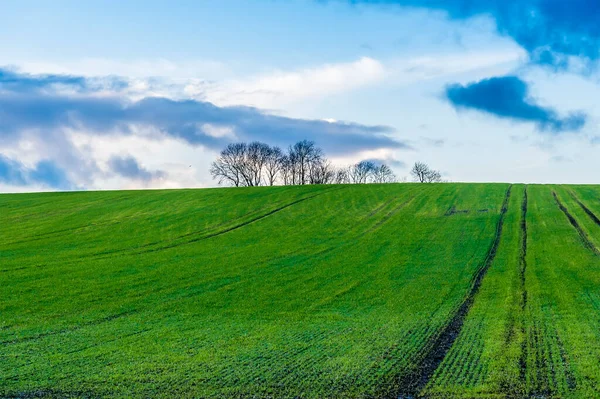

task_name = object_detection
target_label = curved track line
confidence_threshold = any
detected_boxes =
[87,187,343,259]
[102,187,346,258]
[365,196,417,235]
[0,309,138,346]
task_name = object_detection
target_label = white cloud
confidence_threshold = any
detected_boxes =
[190,57,386,109]
[201,124,238,140]
[390,49,526,83]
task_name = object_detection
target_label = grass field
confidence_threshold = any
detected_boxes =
[3,183,600,398]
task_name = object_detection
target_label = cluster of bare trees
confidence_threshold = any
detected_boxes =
[210,140,444,187]
[410,162,442,183]
[210,140,396,187]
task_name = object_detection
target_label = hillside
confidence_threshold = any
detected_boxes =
[3,184,600,398]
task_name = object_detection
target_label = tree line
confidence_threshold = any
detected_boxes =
[210,140,442,187]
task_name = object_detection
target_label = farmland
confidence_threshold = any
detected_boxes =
[3,183,600,398]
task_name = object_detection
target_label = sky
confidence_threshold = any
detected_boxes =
[1,0,600,192]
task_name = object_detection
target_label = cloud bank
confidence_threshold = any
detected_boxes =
[0,68,404,155]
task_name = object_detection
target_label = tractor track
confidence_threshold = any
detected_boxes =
[518,186,529,389]
[520,187,528,310]
[395,185,512,398]
[365,196,417,235]
[569,191,600,226]
[89,187,345,259]
[553,192,600,256]
[0,309,138,346]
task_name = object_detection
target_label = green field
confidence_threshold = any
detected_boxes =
[3,183,600,398]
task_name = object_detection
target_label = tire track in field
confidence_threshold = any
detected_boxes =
[396,185,513,398]
[353,185,423,238]
[136,187,346,255]
[91,187,343,259]
[553,192,600,256]
[518,186,529,388]
[0,309,138,345]
[364,196,417,235]
[520,187,528,310]
[568,191,600,226]
[554,326,577,391]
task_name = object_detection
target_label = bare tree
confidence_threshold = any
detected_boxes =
[242,141,271,187]
[372,164,396,183]
[334,167,350,184]
[210,142,275,187]
[263,145,284,186]
[287,140,324,185]
[280,155,293,186]
[410,162,428,183]
[426,170,442,183]
[411,161,442,183]
[309,159,336,184]
[349,160,376,184]
[210,143,246,187]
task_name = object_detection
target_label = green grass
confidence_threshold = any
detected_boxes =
[3,183,600,398]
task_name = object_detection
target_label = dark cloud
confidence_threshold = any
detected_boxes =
[343,0,600,68]
[445,76,586,132]
[0,155,72,189]
[0,68,407,154]
[108,155,166,181]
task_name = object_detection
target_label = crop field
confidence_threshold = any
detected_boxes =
[3,183,600,398]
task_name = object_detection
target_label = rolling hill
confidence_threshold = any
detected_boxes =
[3,183,600,398]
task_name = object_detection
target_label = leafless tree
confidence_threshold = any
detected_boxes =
[411,162,428,183]
[280,155,293,186]
[287,140,324,185]
[263,146,284,186]
[242,142,271,186]
[411,161,442,183]
[372,164,396,183]
[349,160,376,184]
[334,168,350,184]
[210,143,247,187]
[309,159,336,184]
[426,170,442,183]
[210,141,277,187]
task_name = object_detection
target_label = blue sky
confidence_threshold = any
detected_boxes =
[1,0,599,191]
